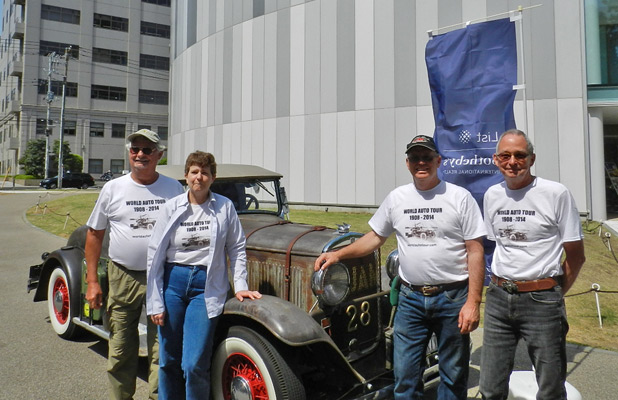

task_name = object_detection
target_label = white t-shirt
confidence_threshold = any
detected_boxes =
[370,180,486,285]
[87,173,184,270]
[483,177,583,280]
[166,203,212,265]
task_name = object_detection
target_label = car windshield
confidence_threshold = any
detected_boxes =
[211,177,281,216]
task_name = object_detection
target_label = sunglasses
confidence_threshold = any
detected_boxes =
[408,155,435,163]
[129,146,156,155]
[495,152,529,163]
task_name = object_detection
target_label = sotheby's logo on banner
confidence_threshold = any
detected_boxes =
[425,18,517,206]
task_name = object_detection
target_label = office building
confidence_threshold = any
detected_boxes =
[0,0,171,178]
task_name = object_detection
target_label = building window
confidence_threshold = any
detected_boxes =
[41,4,80,25]
[110,159,124,174]
[142,0,171,6]
[158,126,168,140]
[93,47,128,66]
[63,120,77,136]
[39,41,80,59]
[37,79,78,97]
[140,54,169,70]
[93,13,129,32]
[92,85,127,101]
[141,21,171,38]
[36,118,47,135]
[139,89,168,105]
[111,123,126,138]
[90,122,105,137]
[89,159,103,174]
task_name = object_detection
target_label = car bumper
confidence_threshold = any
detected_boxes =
[27,263,42,293]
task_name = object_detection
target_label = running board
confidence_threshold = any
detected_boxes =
[72,318,148,357]
[72,318,110,340]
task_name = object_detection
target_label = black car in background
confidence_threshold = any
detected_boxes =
[39,172,95,189]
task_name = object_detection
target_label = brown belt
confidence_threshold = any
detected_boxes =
[491,275,558,294]
[401,279,468,296]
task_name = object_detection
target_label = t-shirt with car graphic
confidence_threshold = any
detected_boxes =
[166,203,212,266]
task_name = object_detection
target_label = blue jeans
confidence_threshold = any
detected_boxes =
[393,284,470,400]
[480,282,568,400]
[159,264,219,400]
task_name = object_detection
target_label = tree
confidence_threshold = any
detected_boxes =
[18,139,46,178]
[18,139,77,178]
[64,153,83,173]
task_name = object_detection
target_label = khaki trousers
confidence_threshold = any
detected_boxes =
[107,261,159,399]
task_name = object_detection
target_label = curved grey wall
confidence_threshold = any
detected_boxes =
[169,0,588,211]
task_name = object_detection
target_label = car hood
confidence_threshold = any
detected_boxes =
[240,214,356,256]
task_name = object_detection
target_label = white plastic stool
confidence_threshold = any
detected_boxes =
[507,370,582,400]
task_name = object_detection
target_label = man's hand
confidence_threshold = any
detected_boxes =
[85,281,104,310]
[85,228,105,309]
[151,312,165,326]
[458,299,480,334]
[314,252,340,271]
[313,230,387,272]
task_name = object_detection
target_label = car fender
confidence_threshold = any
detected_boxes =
[222,295,332,346]
[32,246,84,303]
[221,294,367,383]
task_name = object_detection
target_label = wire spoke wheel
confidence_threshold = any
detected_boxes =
[47,267,78,339]
[211,326,305,400]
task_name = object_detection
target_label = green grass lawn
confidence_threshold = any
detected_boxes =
[25,193,618,351]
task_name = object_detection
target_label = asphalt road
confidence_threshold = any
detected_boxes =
[0,191,150,400]
[1,190,617,399]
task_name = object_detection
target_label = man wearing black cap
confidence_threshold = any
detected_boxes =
[85,129,184,399]
[315,134,485,399]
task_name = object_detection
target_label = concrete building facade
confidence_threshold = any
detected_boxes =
[0,0,171,178]
[168,0,617,221]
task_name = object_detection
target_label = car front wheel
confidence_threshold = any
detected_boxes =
[81,183,89,189]
[211,326,305,400]
[47,267,79,339]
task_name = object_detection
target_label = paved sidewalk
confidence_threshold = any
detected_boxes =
[461,328,618,399]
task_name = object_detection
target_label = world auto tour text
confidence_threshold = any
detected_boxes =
[404,207,443,221]
[126,199,167,212]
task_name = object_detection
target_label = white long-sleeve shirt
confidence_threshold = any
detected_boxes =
[146,191,249,318]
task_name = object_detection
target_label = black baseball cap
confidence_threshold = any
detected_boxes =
[405,135,437,154]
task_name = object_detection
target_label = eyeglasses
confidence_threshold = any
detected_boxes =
[129,146,156,155]
[408,155,435,163]
[495,152,529,163]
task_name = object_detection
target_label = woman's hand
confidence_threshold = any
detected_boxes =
[235,290,262,302]
[150,312,166,326]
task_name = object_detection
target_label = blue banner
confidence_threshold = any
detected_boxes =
[425,18,517,207]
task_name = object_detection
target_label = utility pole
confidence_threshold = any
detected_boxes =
[57,47,70,189]
[44,52,58,179]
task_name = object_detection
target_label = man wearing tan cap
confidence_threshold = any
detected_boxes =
[85,129,184,399]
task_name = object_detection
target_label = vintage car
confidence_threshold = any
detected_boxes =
[28,164,438,399]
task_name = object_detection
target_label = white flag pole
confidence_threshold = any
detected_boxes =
[511,6,529,135]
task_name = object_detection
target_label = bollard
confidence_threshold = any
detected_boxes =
[592,283,602,329]
[64,212,70,230]
[43,204,48,215]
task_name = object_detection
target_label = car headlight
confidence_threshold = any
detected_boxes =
[385,249,399,280]
[311,262,350,306]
